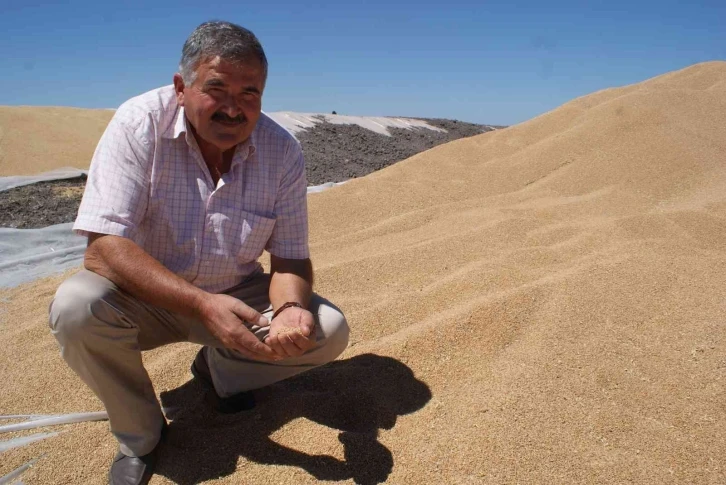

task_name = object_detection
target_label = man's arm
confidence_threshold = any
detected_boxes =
[85,233,278,361]
[85,233,205,316]
[268,255,313,309]
[265,254,316,357]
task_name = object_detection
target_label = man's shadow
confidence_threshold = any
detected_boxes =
[156,353,432,485]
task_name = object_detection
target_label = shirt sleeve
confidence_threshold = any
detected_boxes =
[265,140,310,259]
[73,109,153,242]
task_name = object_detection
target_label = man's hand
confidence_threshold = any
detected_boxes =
[196,293,280,362]
[266,306,316,358]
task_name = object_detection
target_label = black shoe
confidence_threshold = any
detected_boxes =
[191,348,256,413]
[108,423,166,485]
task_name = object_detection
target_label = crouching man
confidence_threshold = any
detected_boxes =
[48,21,349,485]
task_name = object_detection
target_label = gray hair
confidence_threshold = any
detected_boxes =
[179,21,268,85]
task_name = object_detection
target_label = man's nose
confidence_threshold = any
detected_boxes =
[218,95,242,117]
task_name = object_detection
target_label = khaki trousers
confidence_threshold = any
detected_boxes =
[48,269,349,457]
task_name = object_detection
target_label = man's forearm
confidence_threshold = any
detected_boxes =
[84,233,209,317]
[269,256,313,310]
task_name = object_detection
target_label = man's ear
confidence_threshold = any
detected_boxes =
[173,73,185,106]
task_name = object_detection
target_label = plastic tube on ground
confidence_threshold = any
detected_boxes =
[0,457,39,485]
[0,412,108,434]
[0,415,51,421]
[0,432,60,452]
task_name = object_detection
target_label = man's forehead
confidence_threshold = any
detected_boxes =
[196,56,264,81]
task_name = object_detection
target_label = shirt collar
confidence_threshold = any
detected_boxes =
[164,105,188,140]
[232,137,256,168]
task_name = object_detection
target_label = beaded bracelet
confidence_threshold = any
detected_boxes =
[272,301,305,320]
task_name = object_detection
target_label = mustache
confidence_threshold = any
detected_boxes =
[211,112,245,124]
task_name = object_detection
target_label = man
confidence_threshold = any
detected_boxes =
[49,21,349,485]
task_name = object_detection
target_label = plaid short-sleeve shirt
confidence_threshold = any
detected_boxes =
[74,85,309,293]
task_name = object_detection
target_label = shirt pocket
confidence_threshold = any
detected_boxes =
[234,210,277,263]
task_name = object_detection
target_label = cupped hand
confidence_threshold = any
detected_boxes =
[266,306,316,358]
[197,293,279,362]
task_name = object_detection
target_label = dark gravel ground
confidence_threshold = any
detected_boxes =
[0,118,499,228]
[299,117,495,185]
[0,177,87,229]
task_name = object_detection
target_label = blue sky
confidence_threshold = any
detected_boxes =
[1,0,724,125]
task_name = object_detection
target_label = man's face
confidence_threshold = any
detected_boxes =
[173,56,265,151]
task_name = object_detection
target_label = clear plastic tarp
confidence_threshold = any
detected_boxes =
[0,168,87,192]
[0,223,86,288]
[0,170,344,288]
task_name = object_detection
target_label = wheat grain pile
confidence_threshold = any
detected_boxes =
[0,107,113,176]
[1,62,724,484]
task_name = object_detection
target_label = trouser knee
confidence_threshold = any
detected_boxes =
[48,270,122,346]
[319,304,350,360]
